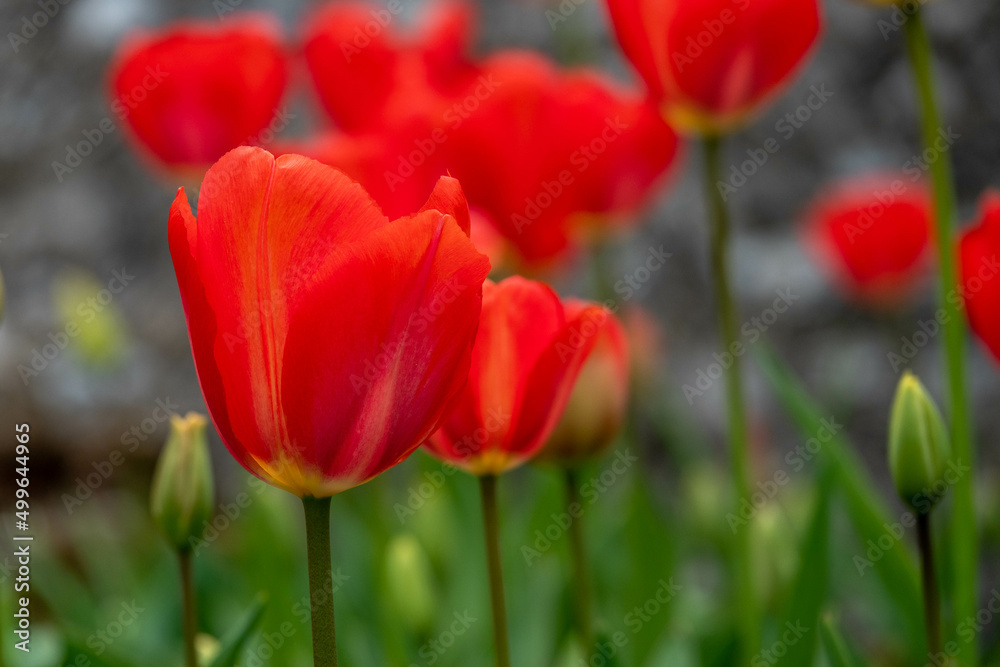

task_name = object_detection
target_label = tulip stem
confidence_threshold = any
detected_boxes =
[703,134,758,662]
[917,513,942,656]
[565,467,594,655]
[302,495,338,667]
[479,474,511,667]
[904,7,976,658]
[178,549,198,667]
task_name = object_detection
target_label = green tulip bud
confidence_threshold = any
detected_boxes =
[888,372,951,513]
[151,412,215,550]
[384,534,436,633]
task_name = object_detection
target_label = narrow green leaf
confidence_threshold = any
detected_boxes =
[755,347,923,645]
[208,594,268,667]
[820,613,860,667]
[777,473,830,667]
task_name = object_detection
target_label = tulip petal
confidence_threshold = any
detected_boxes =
[507,303,606,459]
[277,211,490,495]
[961,192,1000,363]
[169,188,275,486]
[419,176,472,236]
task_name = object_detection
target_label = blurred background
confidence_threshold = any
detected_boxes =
[1,0,1000,665]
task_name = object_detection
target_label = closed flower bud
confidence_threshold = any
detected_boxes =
[888,373,951,513]
[536,301,630,466]
[151,412,215,550]
[384,534,437,633]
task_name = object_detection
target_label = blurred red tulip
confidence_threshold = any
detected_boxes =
[425,277,604,475]
[536,301,630,466]
[802,174,933,305]
[303,1,477,133]
[285,49,679,268]
[169,147,490,497]
[621,304,665,391]
[109,16,289,172]
[447,51,680,265]
[605,0,821,133]
[960,192,1000,364]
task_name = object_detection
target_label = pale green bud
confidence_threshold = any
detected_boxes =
[151,412,215,550]
[384,534,436,633]
[888,373,951,513]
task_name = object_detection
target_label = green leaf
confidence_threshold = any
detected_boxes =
[820,613,860,667]
[755,347,923,645]
[776,473,830,667]
[207,594,268,667]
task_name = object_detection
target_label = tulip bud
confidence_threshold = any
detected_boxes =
[151,412,215,550]
[384,534,436,633]
[536,301,630,466]
[888,373,951,513]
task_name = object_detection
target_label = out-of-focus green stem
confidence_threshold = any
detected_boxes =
[565,468,593,655]
[917,513,943,656]
[302,496,338,667]
[703,135,758,662]
[179,549,198,667]
[479,475,511,667]
[903,9,976,661]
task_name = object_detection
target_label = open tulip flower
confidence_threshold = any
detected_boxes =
[802,174,933,305]
[169,146,489,498]
[110,16,289,173]
[292,46,679,267]
[605,0,821,134]
[425,277,606,475]
[423,276,604,666]
[960,191,1000,364]
[169,145,488,665]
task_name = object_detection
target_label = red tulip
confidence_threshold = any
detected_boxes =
[169,146,490,497]
[425,277,604,475]
[536,301,630,465]
[802,174,932,305]
[447,51,680,265]
[960,192,1000,364]
[109,16,289,172]
[273,125,510,267]
[284,49,678,267]
[302,1,477,133]
[605,0,821,133]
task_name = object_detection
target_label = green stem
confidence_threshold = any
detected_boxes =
[703,134,758,662]
[479,475,511,667]
[179,549,198,667]
[917,513,942,656]
[903,9,976,659]
[565,468,593,654]
[302,496,338,667]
